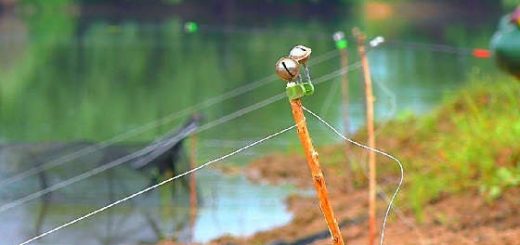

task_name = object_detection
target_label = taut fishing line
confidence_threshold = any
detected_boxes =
[318,77,341,116]
[0,93,283,213]
[11,61,363,245]
[372,77,397,120]
[17,124,298,245]
[0,61,362,214]
[302,106,403,245]
[193,22,490,58]
[0,49,339,189]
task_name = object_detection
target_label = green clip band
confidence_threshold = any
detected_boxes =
[185,22,199,33]
[335,39,348,50]
[286,83,315,100]
[302,83,314,95]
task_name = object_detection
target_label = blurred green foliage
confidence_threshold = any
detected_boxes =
[104,0,515,6]
[502,0,520,8]
[384,76,519,220]
[0,0,517,225]
[0,0,510,163]
[0,14,498,142]
[320,76,519,221]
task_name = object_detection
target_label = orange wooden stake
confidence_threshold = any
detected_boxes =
[289,99,345,245]
[339,46,350,138]
[353,27,377,245]
[277,52,344,245]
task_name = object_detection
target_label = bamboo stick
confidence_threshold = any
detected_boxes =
[289,99,345,245]
[339,45,350,138]
[333,31,354,193]
[188,134,198,242]
[276,53,345,245]
[353,27,377,245]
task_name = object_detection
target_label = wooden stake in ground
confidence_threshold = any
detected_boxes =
[333,31,354,193]
[276,49,345,245]
[353,27,377,245]
[188,133,198,242]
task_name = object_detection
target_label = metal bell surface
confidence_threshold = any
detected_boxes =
[275,57,300,81]
[332,31,345,42]
[289,45,312,64]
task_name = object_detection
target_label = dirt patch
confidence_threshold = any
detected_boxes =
[210,150,520,245]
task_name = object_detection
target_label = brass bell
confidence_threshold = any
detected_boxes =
[289,45,312,64]
[275,57,300,81]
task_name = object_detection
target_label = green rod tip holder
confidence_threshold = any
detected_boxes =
[335,39,348,50]
[286,82,315,100]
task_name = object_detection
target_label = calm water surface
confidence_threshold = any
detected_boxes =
[0,1,508,244]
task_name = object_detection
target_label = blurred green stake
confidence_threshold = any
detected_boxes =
[333,31,348,50]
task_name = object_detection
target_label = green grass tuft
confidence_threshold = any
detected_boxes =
[387,78,520,219]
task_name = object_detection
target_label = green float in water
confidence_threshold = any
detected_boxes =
[491,6,520,79]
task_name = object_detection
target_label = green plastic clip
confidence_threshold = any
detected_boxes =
[184,22,199,33]
[286,82,315,100]
[335,39,348,50]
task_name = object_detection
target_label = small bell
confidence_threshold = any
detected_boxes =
[332,31,345,42]
[289,45,312,64]
[275,57,300,81]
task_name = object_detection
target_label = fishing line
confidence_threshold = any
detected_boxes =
[347,72,424,240]
[193,22,490,58]
[302,107,403,245]
[0,49,339,189]
[319,77,341,117]
[318,41,383,119]
[385,40,471,55]
[0,60,362,214]
[14,61,363,245]
[0,129,190,214]
[372,77,397,120]
[318,39,384,121]
[17,124,298,245]
[0,93,282,214]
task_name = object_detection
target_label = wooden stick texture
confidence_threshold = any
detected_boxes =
[339,46,355,193]
[189,134,198,242]
[289,99,345,245]
[354,28,377,245]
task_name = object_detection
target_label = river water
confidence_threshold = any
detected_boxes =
[0,1,510,244]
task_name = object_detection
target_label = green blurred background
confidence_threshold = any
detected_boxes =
[0,0,517,244]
